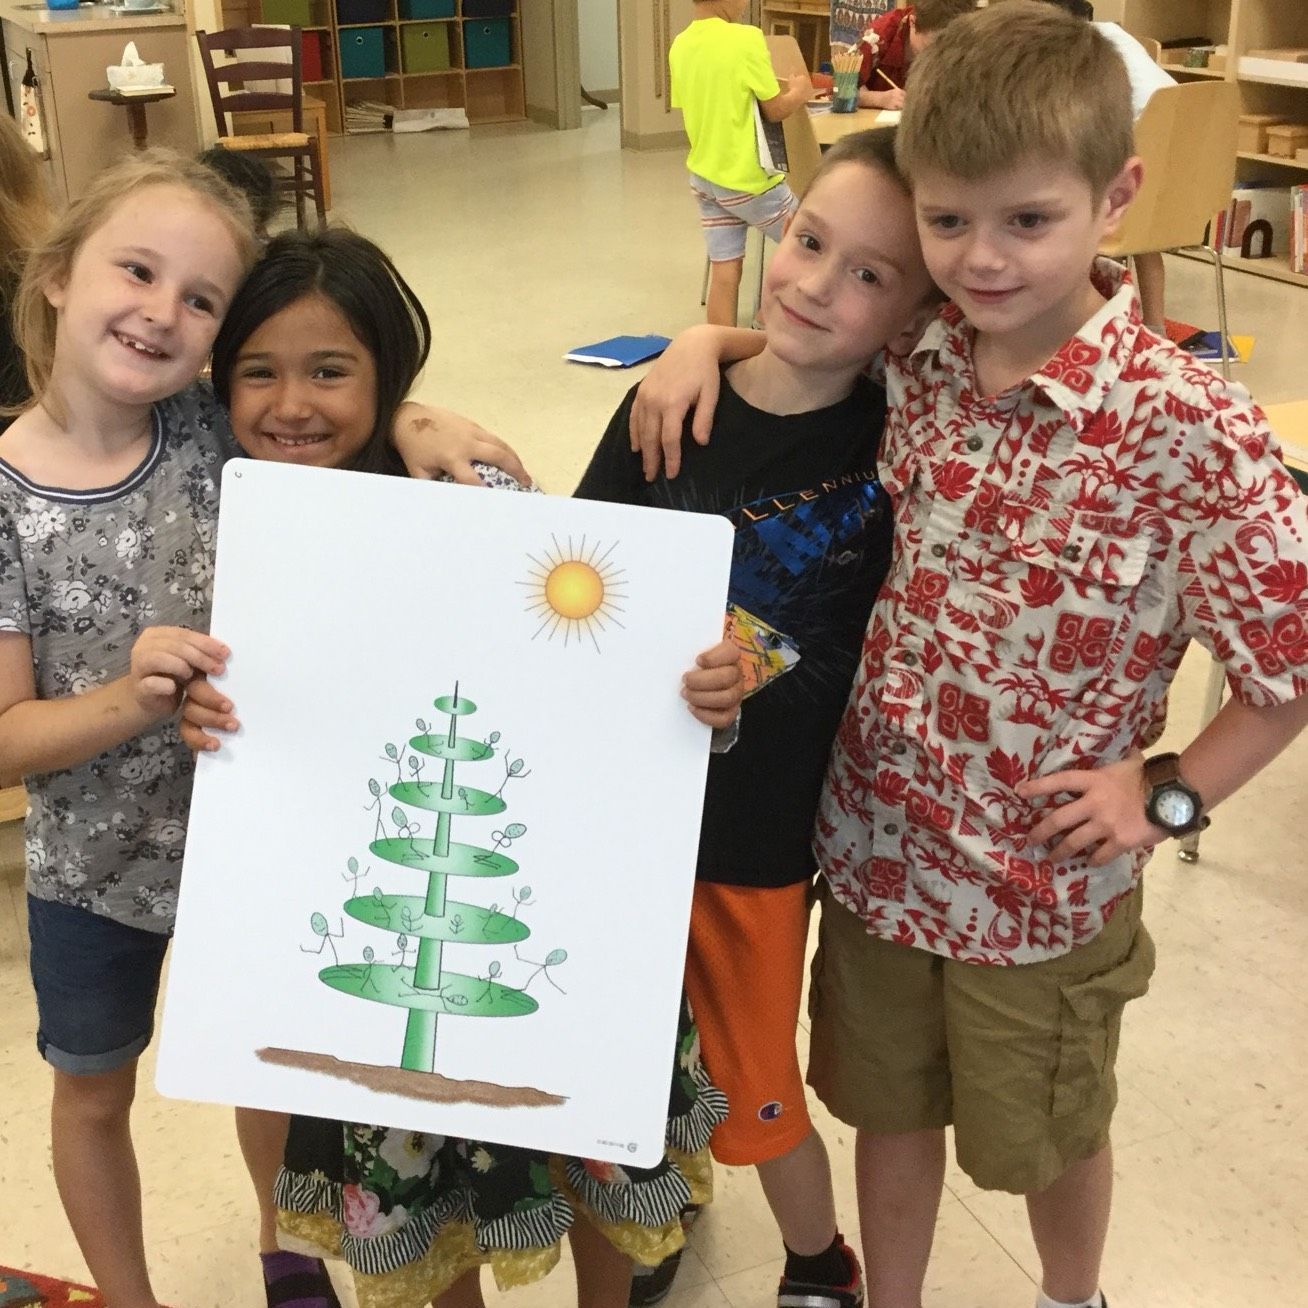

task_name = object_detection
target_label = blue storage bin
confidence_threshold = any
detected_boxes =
[336,0,387,24]
[463,17,510,68]
[399,0,454,17]
[339,26,386,78]
[462,0,512,16]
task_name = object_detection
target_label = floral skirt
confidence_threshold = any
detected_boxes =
[276,995,727,1308]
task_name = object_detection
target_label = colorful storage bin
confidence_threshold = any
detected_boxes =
[339,26,386,79]
[400,23,451,73]
[262,0,314,26]
[301,29,325,81]
[399,0,455,17]
[461,0,513,17]
[336,0,388,24]
[463,17,510,68]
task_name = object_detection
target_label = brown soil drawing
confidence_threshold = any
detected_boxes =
[258,1047,567,1108]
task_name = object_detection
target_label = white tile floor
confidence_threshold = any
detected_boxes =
[2,109,1307,1308]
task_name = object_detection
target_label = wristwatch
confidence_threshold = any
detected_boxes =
[1142,752,1208,837]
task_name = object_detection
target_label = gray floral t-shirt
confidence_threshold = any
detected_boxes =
[0,384,236,933]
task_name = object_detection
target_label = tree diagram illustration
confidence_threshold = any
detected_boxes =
[261,685,567,1108]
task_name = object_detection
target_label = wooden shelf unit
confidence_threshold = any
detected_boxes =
[1122,0,1308,287]
[217,1,525,132]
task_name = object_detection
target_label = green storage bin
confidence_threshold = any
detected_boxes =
[262,0,314,26]
[399,0,454,17]
[401,23,450,73]
[463,17,510,68]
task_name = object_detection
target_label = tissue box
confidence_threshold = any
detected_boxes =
[107,41,165,91]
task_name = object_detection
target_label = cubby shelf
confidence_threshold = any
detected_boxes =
[218,0,525,132]
[1122,0,1308,286]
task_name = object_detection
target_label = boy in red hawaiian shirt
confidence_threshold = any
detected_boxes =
[854,0,976,110]
[809,6,1308,1308]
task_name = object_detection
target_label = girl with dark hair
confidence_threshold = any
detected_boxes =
[187,227,738,1308]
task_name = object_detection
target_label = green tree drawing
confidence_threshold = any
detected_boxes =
[316,686,542,1073]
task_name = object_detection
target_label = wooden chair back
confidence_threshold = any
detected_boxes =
[1101,80,1240,257]
[194,27,305,138]
[765,34,823,200]
[1138,35,1163,64]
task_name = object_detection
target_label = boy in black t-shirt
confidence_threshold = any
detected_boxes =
[576,131,940,1308]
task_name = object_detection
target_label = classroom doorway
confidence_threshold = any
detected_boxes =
[579,0,621,108]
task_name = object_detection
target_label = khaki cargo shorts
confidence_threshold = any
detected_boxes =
[807,879,1156,1194]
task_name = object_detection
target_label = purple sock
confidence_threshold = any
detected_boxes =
[260,1250,339,1308]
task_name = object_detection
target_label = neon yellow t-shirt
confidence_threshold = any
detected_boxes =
[669,19,783,196]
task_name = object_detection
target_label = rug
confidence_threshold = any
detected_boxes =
[0,1267,101,1308]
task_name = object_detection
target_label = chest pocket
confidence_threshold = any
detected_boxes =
[943,504,1153,675]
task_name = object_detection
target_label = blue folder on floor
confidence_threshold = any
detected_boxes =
[566,335,672,368]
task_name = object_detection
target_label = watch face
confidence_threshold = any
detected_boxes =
[1153,787,1196,830]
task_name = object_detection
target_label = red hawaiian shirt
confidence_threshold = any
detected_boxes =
[815,260,1308,965]
[858,9,912,91]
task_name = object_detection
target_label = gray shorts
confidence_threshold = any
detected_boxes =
[691,173,796,262]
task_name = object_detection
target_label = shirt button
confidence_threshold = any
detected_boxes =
[966,436,983,452]
[901,652,917,666]
[1062,544,1081,562]
[891,741,908,756]
[883,823,899,836]
[931,543,947,558]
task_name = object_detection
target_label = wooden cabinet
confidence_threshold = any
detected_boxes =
[1122,0,1308,287]
[219,0,524,132]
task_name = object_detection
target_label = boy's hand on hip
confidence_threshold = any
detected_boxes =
[130,627,228,717]
[181,676,239,753]
[1017,753,1166,866]
[682,639,744,729]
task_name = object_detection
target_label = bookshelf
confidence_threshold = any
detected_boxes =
[1122,0,1308,287]
[217,0,525,133]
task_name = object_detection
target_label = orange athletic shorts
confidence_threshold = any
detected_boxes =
[684,880,814,1166]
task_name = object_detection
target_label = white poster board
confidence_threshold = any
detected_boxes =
[157,462,733,1166]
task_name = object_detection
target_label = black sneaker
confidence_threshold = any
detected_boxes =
[776,1235,864,1308]
[629,1204,703,1307]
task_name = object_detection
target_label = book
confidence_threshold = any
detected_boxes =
[1291,184,1308,275]
[755,102,788,173]
[565,335,672,369]
[1224,184,1291,257]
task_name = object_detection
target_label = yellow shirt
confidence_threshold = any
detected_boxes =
[669,18,783,196]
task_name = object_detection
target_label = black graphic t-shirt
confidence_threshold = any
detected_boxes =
[575,368,892,887]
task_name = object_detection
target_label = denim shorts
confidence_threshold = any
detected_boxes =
[690,172,796,261]
[27,894,171,1075]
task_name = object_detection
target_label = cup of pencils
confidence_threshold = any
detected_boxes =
[831,48,860,114]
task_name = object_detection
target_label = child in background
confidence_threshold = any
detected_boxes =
[1038,0,1175,328]
[829,1,893,51]
[577,131,943,1308]
[0,112,52,429]
[180,226,741,1308]
[854,0,975,110]
[670,1,813,326]
[0,152,259,1308]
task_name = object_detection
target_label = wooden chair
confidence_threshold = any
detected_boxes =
[1101,79,1240,862]
[1099,79,1240,379]
[195,27,327,232]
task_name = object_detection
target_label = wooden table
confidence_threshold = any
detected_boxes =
[88,86,178,151]
[811,106,898,147]
[229,94,332,210]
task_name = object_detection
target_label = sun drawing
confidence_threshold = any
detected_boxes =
[521,536,627,650]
